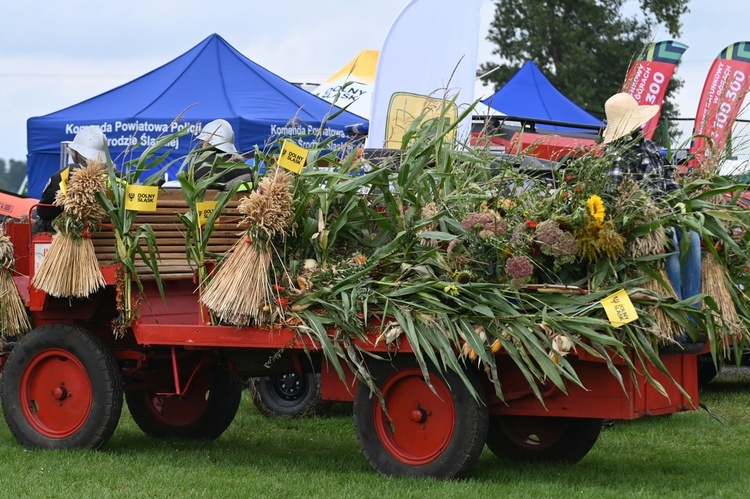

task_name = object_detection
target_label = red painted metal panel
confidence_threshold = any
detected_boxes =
[136,280,204,325]
[132,322,321,350]
[489,353,698,420]
[320,364,357,402]
[6,220,31,275]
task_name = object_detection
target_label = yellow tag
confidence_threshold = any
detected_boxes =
[600,289,639,328]
[59,167,70,195]
[124,184,159,212]
[278,140,308,174]
[196,200,217,226]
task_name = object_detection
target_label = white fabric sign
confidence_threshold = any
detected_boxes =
[367,0,483,148]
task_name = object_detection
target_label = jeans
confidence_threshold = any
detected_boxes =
[664,228,701,309]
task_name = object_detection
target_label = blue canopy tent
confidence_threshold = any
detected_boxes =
[26,34,364,197]
[482,61,602,132]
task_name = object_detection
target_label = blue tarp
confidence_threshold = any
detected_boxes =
[482,61,602,132]
[26,34,363,197]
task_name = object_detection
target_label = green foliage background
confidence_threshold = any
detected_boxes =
[478,0,690,117]
[0,158,26,193]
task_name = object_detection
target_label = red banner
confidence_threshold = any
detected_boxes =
[689,42,750,169]
[621,41,688,139]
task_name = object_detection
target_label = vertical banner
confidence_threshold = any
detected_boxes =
[621,40,688,139]
[367,0,483,149]
[689,41,750,169]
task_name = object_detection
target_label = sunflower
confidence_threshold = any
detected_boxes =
[587,195,606,223]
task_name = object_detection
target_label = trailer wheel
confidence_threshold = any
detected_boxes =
[697,354,719,388]
[0,324,122,450]
[125,361,242,440]
[486,415,602,463]
[248,372,331,417]
[353,358,488,479]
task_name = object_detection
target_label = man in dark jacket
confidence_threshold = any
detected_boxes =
[193,119,253,191]
[33,126,109,234]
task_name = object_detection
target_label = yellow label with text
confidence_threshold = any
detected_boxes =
[59,167,70,195]
[196,200,217,226]
[278,140,308,174]
[600,289,638,328]
[124,184,159,212]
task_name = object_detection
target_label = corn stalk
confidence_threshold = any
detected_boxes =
[95,128,188,336]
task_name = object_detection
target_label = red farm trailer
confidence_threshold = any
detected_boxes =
[0,193,701,479]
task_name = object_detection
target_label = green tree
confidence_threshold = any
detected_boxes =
[0,158,28,193]
[479,0,689,118]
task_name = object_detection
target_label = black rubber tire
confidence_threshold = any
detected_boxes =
[697,354,719,389]
[486,415,602,463]
[353,358,488,479]
[248,372,331,418]
[0,324,122,450]
[125,360,242,440]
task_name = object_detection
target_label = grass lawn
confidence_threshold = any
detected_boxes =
[1,370,749,498]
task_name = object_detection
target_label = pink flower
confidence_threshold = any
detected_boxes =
[506,256,534,286]
[479,220,506,239]
[534,220,562,247]
[461,212,494,232]
[555,231,579,255]
[534,220,579,259]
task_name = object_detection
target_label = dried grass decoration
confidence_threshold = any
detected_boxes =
[702,251,743,339]
[0,226,30,338]
[699,192,745,342]
[31,161,108,298]
[201,169,294,325]
[621,190,680,343]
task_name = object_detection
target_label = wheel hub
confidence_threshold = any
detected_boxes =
[272,373,307,400]
[410,407,427,423]
[52,385,69,401]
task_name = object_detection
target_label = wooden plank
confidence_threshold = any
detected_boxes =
[91,190,244,279]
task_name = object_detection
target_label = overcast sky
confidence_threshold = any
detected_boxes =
[0,0,747,162]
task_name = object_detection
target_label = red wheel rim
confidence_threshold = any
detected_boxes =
[373,367,455,465]
[20,348,92,438]
[500,416,571,450]
[141,367,212,426]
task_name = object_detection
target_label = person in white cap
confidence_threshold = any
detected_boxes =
[197,118,237,155]
[193,119,253,190]
[33,126,109,233]
[602,92,678,195]
[602,92,703,355]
